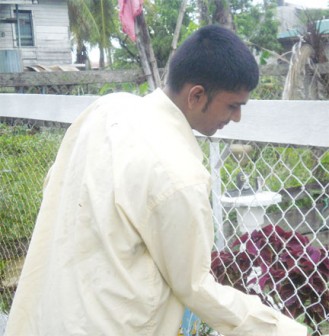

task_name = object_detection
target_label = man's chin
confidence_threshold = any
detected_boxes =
[195,128,218,137]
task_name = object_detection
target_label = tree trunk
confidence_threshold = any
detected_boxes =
[162,0,188,85]
[76,41,86,64]
[107,47,113,70]
[213,0,234,31]
[99,46,105,69]
[197,0,211,25]
[135,12,161,90]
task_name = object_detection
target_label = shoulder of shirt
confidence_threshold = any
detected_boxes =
[96,91,142,105]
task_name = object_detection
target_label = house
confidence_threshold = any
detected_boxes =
[276,2,329,53]
[278,18,329,52]
[0,0,72,72]
[277,2,301,35]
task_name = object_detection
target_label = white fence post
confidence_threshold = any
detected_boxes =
[209,140,225,250]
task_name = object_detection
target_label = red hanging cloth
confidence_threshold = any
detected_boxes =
[118,0,144,42]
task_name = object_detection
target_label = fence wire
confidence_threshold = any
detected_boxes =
[0,101,328,336]
[0,120,66,319]
[198,138,329,336]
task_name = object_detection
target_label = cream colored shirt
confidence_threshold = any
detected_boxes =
[5,89,307,336]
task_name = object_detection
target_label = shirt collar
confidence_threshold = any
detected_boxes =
[144,88,204,163]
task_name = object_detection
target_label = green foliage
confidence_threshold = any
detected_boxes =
[319,151,329,181]
[0,125,61,314]
[145,0,183,67]
[0,124,64,243]
[65,0,329,84]
[0,124,64,313]
[233,0,282,56]
[68,0,117,67]
[112,0,195,69]
[244,146,323,193]
[180,20,199,42]
[111,42,139,70]
[251,76,284,100]
[203,141,329,214]
[67,0,290,77]
[97,82,148,96]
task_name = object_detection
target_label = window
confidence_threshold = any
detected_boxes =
[14,10,34,47]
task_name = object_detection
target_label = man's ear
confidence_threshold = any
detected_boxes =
[187,85,207,110]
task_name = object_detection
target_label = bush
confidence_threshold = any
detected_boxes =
[211,224,329,335]
[0,124,64,243]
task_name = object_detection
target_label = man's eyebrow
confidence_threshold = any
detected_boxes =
[232,101,247,106]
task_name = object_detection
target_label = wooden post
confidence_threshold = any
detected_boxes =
[135,12,161,90]
[15,5,21,48]
[162,0,188,85]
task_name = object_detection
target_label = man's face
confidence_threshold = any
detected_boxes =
[192,89,250,136]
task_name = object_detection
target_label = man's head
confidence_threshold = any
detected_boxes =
[164,25,259,136]
[166,24,259,95]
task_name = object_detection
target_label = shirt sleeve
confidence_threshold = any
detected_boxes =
[142,183,307,336]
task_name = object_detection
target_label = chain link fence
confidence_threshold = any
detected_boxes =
[201,138,329,336]
[0,76,328,335]
[0,121,66,319]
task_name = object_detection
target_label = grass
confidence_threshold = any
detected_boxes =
[0,123,65,313]
[0,123,65,244]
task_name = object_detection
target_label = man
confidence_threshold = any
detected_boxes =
[5,25,308,336]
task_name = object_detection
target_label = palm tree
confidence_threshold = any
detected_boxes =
[68,0,117,69]
[283,10,329,100]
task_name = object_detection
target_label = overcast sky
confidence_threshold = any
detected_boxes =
[253,0,328,8]
[285,0,328,8]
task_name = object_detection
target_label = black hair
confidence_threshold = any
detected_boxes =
[166,25,259,95]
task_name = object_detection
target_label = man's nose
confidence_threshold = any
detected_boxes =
[231,108,241,122]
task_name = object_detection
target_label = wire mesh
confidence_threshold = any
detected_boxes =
[196,138,329,336]
[0,120,66,316]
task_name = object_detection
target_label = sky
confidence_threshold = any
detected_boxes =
[284,0,328,8]
[255,0,328,8]
[253,0,328,8]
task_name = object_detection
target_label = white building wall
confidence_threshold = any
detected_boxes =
[0,0,72,69]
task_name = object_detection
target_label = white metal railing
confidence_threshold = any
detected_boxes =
[1,94,328,147]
